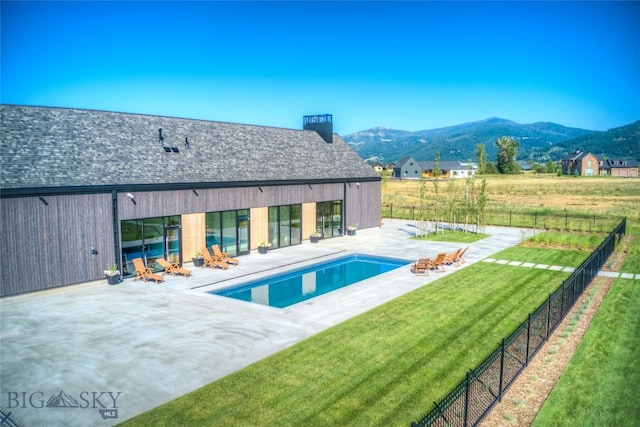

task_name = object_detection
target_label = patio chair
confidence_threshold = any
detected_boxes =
[444,248,463,266]
[212,244,239,265]
[411,258,433,276]
[431,252,447,273]
[156,258,192,277]
[132,258,164,283]
[201,248,229,270]
[453,247,469,266]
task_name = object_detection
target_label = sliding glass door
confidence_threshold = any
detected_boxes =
[206,209,250,257]
[120,215,181,277]
[316,200,342,238]
[268,204,302,249]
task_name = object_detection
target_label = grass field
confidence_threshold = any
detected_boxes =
[531,225,640,427]
[383,174,640,220]
[121,249,586,426]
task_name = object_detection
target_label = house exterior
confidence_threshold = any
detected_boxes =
[394,157,422,179]
[561,151,599,176]
[0,105,381,297]
[372,162,384,173]
[394,157,476,179]
[599,159,639,177]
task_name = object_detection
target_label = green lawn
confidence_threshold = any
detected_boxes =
[492,246,590,266]
[532,226,640,427]
[412,230,489,243]
[121,248,586,426]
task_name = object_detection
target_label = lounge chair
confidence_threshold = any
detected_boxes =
[202,248,229,270]
[132,258,164,283]
[444,248,463,266]
[431,252,447,273]
[156,258,192,277]
[453,247,469,266]
[212,244,239,265]
[411,258,433,276]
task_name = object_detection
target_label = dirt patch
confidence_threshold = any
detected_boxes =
[479,276,613,427]
[480,236,631,427]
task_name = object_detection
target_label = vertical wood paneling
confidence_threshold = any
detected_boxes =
[118,183,347,220]
[182,213,205,260]
[1,180,380,296]
[302,202,317,240]
[250,207,268,248]
[1,194,114,297]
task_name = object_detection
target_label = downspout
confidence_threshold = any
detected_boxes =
[112,190,122,273]
[343,181,347,235]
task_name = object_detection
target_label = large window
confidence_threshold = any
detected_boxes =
[121,216,181,277]
[316,200,342,238]
[206,209,249,257]
[268,204,301,249]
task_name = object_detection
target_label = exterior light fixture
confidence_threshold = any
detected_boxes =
[126,193,137,205]
[90,246,98,255]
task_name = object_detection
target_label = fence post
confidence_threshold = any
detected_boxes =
[525,313,531,364]
[509,210,512,227]
[390,204,393,219]
[534,211,537,229]
[565,211,568,230]
[546,295,552,341]
[498,339,505,402]
[464,371,471,427]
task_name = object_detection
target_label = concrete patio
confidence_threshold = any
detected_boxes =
[0,220,526,426]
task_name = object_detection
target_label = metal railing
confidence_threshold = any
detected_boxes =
[411,217,626,427]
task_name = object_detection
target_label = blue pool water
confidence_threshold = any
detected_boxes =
[212,254,411,308]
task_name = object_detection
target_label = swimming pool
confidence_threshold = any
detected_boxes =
[211,254,412,308]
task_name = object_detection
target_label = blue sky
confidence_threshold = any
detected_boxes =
[2,1,639,135]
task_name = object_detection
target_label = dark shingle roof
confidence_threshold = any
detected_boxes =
[1,105,378,191]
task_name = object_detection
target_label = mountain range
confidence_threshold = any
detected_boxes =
[344,118,640,164]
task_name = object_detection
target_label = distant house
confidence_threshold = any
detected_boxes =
[599,159,639,177]
[561,151,599,176]
[372,162,384,173]
[394,157,422,179]
[394,157,477,179]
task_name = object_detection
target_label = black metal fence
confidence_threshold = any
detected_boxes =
[411,217,627,427]
[382,204,622,233]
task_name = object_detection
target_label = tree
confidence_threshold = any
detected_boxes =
[432,152,441,232]
[475,143,487,174]
[477,178,488,233]
[495,136,520,174]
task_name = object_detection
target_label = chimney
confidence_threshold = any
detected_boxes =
[303,114,333,143]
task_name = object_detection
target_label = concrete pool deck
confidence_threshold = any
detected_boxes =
[0,220,527,426]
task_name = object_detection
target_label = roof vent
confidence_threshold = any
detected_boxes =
[303,114,333,143]
[171,147,179,153]
[163,146,171,152]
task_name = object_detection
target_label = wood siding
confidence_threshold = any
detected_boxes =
[1,194,114,297]
[181,213,205,260]
[302,202,317,239]
[250,207,268,248]
[344,181,381,231]
[118,183,345,220]
[1,180,381,296]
